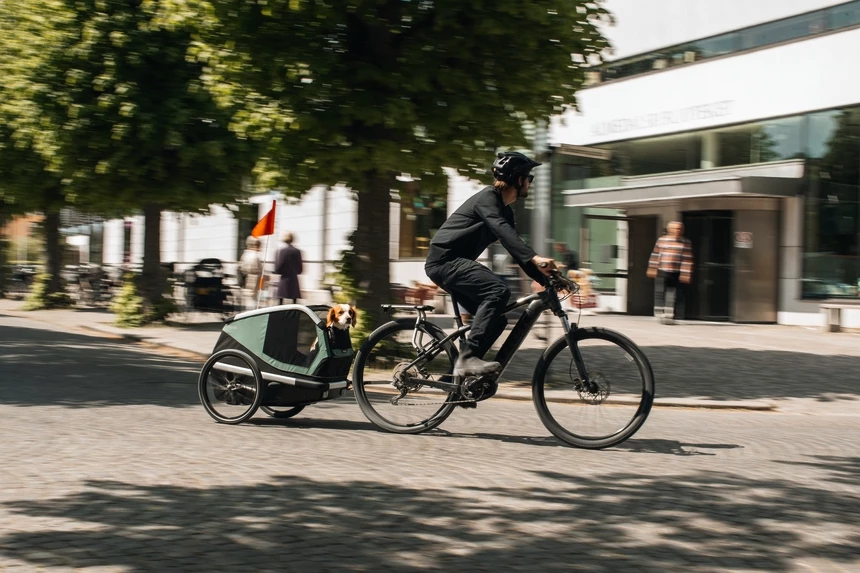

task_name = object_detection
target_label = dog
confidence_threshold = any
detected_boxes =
[327,303,358,331]
[311,304,358,352]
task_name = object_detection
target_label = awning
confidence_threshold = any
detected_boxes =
[564,176,802,208]
[563,160,805,209]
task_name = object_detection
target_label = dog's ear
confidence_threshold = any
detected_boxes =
[326,307,338,328]
[350,306,358,327]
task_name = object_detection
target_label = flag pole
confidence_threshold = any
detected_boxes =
[256,233,270,310]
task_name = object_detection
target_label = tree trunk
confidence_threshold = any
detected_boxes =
[355,172,392,331]
[139,203,164,306]
[43,210,62,295]
[0,205,7,296]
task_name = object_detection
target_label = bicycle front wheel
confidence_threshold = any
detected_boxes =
[353,318,458,434]
[533,327,654,449]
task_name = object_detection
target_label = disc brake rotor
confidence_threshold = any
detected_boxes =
[578,372,610,405]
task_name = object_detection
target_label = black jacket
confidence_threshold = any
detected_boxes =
[426,186,546,285]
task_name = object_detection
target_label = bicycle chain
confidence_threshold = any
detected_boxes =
[391,394,477,407]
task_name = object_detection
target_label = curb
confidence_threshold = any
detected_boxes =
[18,314,778,413]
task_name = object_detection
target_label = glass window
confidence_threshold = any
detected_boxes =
[122,220,132,264]
[612,134,701,176]
[740,12,827,51]
[808,110,843,160]
[398,186,447,258]
[692,33,740,59]
[828,1,860,29]
[802,108,860,299]
[714,116,803,167]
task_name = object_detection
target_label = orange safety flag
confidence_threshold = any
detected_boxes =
[250,200,276,238]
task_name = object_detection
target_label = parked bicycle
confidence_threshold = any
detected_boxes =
[352,268,655,449]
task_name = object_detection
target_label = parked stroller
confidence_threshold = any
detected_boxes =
[198,304,355,424]
[184,258,237,315]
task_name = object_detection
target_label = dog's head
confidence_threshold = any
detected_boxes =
[327,304,358,330]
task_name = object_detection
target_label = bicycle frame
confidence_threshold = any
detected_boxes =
[401,284,591,390]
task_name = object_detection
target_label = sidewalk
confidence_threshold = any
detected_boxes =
[3,298,859,414]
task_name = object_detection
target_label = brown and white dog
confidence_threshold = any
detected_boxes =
[327,303,358,331]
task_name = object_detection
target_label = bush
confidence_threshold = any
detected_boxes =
[23,273,73,310]
[110,274,177,327]
[110,276,146,327]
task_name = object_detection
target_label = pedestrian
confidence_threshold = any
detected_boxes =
[275,231,303,305]
[553,241,579,272]
[647,221,693,324]
[239,235,264,310]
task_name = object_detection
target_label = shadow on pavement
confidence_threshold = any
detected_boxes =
[1,458,858,572]
[502,347,860,403]
[429,430,743,456]
[0,324,199,408]
[776,456,860,487]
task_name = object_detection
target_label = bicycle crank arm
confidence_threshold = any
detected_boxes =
[405,377,459,392]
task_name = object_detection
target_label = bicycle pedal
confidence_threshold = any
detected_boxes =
[457,401,477,409]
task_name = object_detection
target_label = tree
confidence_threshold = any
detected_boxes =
[0,0,75,299]
[181,0,611,328]
[1,0,260,312]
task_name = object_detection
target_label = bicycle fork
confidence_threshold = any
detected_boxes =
[557,308,593,389]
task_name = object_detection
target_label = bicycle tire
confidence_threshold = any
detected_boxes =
[532,327,654,449]
[353,318,458,434]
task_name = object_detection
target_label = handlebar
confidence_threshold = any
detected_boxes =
[538,261,578,293]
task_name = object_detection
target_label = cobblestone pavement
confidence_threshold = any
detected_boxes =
[1,314,859,572]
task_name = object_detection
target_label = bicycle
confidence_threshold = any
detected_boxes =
[352,267,655,449]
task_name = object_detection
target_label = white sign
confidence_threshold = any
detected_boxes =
[734,231,753,249]
[591,100,734,138]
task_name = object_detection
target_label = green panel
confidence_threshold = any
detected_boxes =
[224,314,325,375]
[305,328,330,375]
[223,314,269,355]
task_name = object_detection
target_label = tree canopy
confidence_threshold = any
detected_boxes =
[182,0,612,324]
[1,0,261,302]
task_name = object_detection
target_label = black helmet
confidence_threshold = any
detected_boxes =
[492,151,541,186]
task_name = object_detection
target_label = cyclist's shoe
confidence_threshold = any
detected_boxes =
[453,356,501,378]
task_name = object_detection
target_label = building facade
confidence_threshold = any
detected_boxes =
[545,0,860,327]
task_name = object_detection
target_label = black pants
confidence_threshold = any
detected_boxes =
[426,259,510,359]
[654,271,685,319]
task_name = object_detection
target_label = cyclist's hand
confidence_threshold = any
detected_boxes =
[532,256,557,276]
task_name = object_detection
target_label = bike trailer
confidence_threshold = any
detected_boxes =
[198,304,354,424]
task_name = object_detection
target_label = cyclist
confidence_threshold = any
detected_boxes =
[425,151,557,378]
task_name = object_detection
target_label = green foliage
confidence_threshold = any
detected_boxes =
[23,273,74,310]
[111,276,147,327]
[110,273,177,327]
[178,0,611,191]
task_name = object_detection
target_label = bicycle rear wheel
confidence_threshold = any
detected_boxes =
[353,318,458,434]
[533,327,654,449]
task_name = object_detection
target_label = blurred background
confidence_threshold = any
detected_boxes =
[1,0,858,330]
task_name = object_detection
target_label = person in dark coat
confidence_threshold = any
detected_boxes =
[275,232,303,304]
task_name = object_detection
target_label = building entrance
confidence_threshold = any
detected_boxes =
[682,211,734,321]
